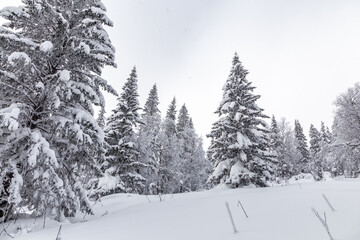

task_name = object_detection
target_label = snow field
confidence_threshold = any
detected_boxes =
[2,179,360,240]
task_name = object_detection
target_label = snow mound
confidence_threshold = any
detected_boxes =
[288,173,315,184]
[59,70,70,82]
[40,41,53,52]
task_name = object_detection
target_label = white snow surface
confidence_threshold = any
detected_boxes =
[1,179,360,240]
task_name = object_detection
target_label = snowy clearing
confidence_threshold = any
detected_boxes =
[1,178,360,240]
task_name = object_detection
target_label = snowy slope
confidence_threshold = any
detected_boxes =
[2,179,360,240]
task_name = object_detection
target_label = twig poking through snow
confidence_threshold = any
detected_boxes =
[237,200,249,218]
[311,208,334,240]
[43,207,46,229]
[225,202,237,234]
[322,194,335,212]
[145,195,151,203]
[56,225,62,240]
[100,211,108,217]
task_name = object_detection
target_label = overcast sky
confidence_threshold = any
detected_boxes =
[2,0,360,148]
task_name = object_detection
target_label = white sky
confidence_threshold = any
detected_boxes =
[2,0,360,148]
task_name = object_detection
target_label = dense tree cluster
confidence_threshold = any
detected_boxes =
[95,72,211,196]
[0,0,210,223]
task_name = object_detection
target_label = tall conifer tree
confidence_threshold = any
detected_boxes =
[103,67,145,194]
[158,97,181,193]
[177,105,210,191]
[0,0,116,221]
[138,83,161,193]
[309,124,323,179]
[294,120,310,173]
[207,53,275,187]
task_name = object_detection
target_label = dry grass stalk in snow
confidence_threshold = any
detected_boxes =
[322,194,335,212]
[237,200,249,218]
[312,208,334,240]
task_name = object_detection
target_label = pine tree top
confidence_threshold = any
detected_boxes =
[177,104,190,133]
[116,66,140,111]
[188,118,194,129]
[143,83,160,116]
[166,97,177,121]
[294,119,310,159]
[271,115,280,134]
[108,67,141,128]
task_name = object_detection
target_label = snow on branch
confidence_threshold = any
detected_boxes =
[0,33,37,48]
[0,103,21,130]
[8,52,31,65]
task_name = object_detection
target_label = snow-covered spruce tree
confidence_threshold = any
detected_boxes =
[207,53,276,187]
[320,121,332,144]
[269,116,282,152]
[158,97,181,193]
[294,120,310,174]
[176,104,190,134]
[0,1,116,222]
[316,122,334,174]
[176,105,211,192]
[137,83,161,194]
[309,124,323,180]
[309,124,321,156]
[102,67,146,194]
[269,115,290,180]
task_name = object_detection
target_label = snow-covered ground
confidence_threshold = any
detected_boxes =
[2,178,360,240]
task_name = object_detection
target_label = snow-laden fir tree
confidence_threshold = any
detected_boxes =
[269,115,290,180]
[101,67,146,194]
[309,124,321,156]
[158,97,181,193]
[269,116,282,152]
[320,121,332,144]
[0,0,116,222]
[177,105,211,192]
[294,120,310,174]
[137,83,161,194]
[316,122,334,174]
[164,97,177,136]
[207,53,276,187]
[176,104,190,135]
[309,124,322,179]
